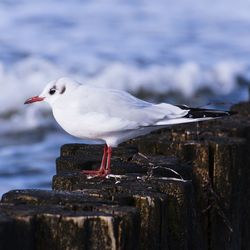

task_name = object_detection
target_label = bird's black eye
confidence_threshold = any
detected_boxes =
[49,88,56,95]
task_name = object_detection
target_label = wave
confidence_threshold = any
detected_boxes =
[0,57,249,134]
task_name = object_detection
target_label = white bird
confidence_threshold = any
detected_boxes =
[24,77,234,177]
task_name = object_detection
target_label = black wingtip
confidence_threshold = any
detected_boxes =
[176,105,237,119]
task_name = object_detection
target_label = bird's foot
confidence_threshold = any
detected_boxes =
[80,169,110,177]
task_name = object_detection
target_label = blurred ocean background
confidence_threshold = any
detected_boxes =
[1,0,250,195]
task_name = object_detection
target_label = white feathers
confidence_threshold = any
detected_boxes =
[40,78,209,147]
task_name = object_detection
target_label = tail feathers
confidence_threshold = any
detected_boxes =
[176,105,236,119]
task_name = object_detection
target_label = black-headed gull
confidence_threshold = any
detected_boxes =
[24,77,234,177]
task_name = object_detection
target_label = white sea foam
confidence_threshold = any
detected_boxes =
[0,57,63,133]
[0,58,248,134]
[86,61,247,97]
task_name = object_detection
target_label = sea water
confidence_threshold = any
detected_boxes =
[0,0,250,195]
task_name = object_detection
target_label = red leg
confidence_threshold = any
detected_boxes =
[81,145,108,176]
[100,145,108,168]
[103,146,112,176]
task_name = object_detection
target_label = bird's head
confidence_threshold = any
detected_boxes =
[24,77,79,106]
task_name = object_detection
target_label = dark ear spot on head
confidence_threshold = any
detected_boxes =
[60,86,66,94]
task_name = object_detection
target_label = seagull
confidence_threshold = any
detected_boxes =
[24,77,234,177]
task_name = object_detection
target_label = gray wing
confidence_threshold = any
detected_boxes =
[68,85,188,129]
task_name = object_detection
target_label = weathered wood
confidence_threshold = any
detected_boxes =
[53,145,202,250]
[53,173,202,250]
[57,144,138,174]
[208,137,246,250]
[0,189,139,250]
[127,118,248,250]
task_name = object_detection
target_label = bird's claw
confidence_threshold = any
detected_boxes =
[80,169,110,178]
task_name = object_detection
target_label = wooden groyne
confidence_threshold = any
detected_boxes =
[1,102,250,249]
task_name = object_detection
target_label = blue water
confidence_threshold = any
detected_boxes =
[0,0,250,195]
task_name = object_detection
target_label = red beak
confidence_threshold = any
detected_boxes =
[24,96,45,104]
